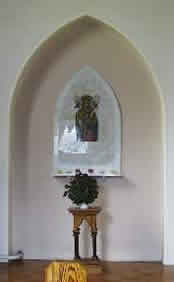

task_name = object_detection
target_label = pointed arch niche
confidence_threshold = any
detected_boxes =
[9,16,164,261]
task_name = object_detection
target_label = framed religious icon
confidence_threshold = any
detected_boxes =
[53,66,122,176]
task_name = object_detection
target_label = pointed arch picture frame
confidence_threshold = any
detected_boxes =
[53,66,122,177]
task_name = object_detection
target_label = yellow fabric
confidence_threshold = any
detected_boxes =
[44,262,87,282]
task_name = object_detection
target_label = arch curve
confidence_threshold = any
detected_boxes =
[9,14,165,116]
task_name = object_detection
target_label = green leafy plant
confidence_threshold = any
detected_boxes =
[63,172,99,205]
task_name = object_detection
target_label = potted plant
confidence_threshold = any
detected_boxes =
[63,171,99,209]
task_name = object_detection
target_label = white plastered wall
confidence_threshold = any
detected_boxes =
[9,16,163,262]
[0,0,173,264]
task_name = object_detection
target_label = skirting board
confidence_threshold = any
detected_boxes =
[0,255,8,263]
[22,255,162,262]
[0,253,23,263]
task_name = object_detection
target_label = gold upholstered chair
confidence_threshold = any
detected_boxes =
[43,262,87,282]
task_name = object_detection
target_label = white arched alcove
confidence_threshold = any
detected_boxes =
[9,15,164,261]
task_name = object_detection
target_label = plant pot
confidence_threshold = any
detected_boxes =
[79,203,88,209]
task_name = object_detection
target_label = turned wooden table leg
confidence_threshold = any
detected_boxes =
[92,231,98,260]
[73,229,80,259]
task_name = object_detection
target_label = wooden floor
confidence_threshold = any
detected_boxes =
[1,260,174,282]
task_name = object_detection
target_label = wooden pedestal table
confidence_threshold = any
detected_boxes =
[68,207,102,274]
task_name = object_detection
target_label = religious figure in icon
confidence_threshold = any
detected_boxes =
[74,93,99,142]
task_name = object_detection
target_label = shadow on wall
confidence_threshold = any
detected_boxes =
[76,176,137,259]
[96,176,162,261]
[96,177,136,260]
